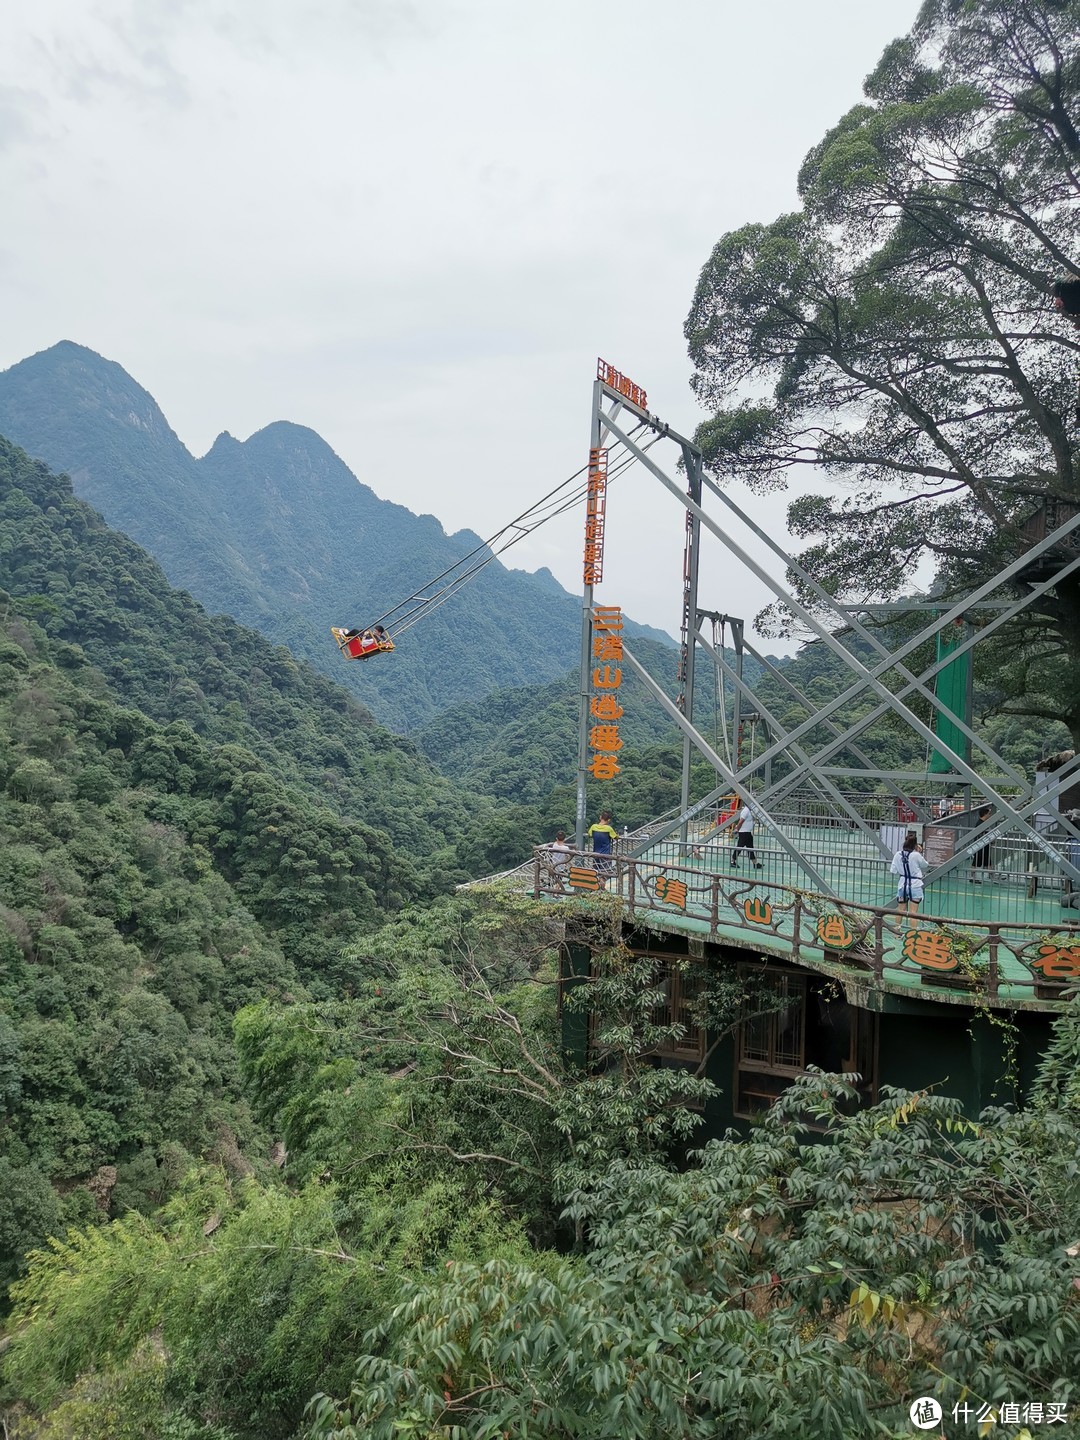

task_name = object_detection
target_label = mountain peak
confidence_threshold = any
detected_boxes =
[1,341,181,451]
[240,421,354,475]
[11,339,143,391]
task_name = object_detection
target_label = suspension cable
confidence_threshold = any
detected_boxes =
[368,426,661,638]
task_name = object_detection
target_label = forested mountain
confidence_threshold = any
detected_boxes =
[0,600,300,1296]
[0,435,550,885]
[414,639,767,803]
[0,433,574,1330]
[0,342,673,732]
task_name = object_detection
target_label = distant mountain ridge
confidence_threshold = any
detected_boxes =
[413,638,769,802]
[0,342,673,731]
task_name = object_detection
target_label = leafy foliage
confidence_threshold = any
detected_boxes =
[0,438,566,1323]
[686,0,1080,740]
[311,1066,1080,1439]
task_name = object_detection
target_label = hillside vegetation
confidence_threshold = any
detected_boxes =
[0,435,548,883]
[0,342,673,731]
[0,433,563,1312]
[413,636,766,802]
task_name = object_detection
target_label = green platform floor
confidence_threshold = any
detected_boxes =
[650,822,1072,923]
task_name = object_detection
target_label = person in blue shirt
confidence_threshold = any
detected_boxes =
[587,811,619,885]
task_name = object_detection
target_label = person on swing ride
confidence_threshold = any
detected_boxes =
[354,625,388,646]
[335,624,390,658]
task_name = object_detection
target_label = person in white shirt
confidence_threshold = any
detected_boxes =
[731,803,762,870]
[546,830,572,889]
[890,832,929,928]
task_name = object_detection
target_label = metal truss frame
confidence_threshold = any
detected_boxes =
[575,375,1080,892]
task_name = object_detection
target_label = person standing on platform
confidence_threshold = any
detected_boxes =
[546,829,572,889]
[891,831,929,929]
[587,811,619,886]
[731,802,762,870]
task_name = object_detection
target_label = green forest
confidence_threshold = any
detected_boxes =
[4,0,1080,1434]
[0,342,673,733]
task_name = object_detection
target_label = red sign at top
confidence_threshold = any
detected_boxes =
[597,358,648,412]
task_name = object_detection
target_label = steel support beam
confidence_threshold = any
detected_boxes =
[678,447,704,846]
[741,636,920,819]
[600,409,1080,869]
[618,640,837,895]
[693,626,892,857]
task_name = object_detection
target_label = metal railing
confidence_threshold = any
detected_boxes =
[637,814,1080,928]
[533,847,1080,1006]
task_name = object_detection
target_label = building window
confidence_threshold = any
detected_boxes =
[584,953,706,1068]
[734,965,876,1118]
[650,961,706,1063]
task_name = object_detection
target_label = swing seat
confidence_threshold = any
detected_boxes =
[331,627,395,661]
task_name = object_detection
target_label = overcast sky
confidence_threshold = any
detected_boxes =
[1,0,920,648]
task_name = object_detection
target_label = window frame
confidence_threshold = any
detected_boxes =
[733,963,877,1120]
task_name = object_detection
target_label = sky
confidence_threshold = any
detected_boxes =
[0,0,921,649]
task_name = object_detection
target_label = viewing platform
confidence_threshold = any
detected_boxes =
[541,363,1080,1026]
[533,803,1080,1011]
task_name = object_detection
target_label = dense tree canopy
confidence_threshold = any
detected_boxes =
[311,1045,1080,1440]
[686,0,1080,739]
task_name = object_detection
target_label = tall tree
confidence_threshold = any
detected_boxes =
[685,0,1080,740]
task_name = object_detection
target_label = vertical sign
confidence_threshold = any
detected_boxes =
[589,606,623,780]
[921,825,957,866]
[584,447,608,586]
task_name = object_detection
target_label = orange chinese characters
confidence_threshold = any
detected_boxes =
[568,866,600,891]
[593,633,623,663]
[817,914,855,950]
[902,931,956,971]
[597,359,648,411]
[1031,942,1080,982]
[583,448,608,585]
[588,604,624,776]
[590,694,624,721]
[654,876,688,910]
[587,753,620,780]
[744,898,772,926]
[588,725,623,754]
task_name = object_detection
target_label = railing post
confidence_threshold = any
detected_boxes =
[873,911,885,979]
[710,874,720,935]
[628,857,636,913]
[791,892,801,964]
[533,853,541,899]
[987,924,1000,1001]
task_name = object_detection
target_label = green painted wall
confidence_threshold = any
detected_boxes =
[561,924,1059,1138]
